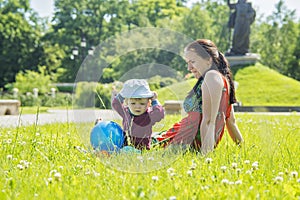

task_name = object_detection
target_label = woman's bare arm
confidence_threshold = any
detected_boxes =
[200,71,223,154]
[226,106,243,145]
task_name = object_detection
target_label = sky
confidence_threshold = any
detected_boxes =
[30,0,300,19]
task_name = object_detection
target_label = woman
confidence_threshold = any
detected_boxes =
[156,39,243,154]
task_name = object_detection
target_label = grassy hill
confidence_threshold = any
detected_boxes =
[157,63,300,106]
[235,63,300,106]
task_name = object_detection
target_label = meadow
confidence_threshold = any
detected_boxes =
[1,113,299,199]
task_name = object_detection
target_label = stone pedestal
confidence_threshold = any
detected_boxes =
[226,53,260,67]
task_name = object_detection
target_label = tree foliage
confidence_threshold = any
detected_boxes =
[0,0,42,88]
[0,0,300,92]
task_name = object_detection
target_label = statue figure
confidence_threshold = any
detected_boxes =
[226,0,256,56]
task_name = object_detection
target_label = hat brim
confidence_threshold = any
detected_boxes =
[121,92,154,98]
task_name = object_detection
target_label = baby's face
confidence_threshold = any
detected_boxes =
[127,98,151,116]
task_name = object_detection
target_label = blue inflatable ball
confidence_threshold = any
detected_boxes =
[90,121,124,153]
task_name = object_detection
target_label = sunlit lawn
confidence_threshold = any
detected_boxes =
[0,113,299,199]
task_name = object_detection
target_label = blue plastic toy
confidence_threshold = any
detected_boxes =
[120,146,141,154]
[90,121,124,153]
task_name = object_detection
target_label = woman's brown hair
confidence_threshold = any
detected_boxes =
[185,39,237,104]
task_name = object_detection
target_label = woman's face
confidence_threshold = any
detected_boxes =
[184,50,211,79]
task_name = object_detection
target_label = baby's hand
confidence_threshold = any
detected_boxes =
[152,91,158,100]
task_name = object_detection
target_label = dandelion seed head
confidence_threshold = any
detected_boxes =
[7,155,13,160]
[235,180,242,185]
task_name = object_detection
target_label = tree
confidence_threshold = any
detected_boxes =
[251,0,299,78]
[0,0,43,88]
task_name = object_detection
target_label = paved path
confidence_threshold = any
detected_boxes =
[0,109,121,128]
[0,109,299,128]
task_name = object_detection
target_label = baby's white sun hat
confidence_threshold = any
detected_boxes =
[120,79,154,98]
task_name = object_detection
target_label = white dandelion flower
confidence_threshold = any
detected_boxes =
[7,155,13,160]
[167,168,175,174]
[274,176,283,182]
[152,176,159,182]
[290,171,298,178]
[190,163,197,170]
[235,180,242,185]
[221,179,229,184]
[54,172,61,181]
[93,171,100,177]
[147,157,154,161]
[220,166,227,172]
[187,170,193,177]
[139,191,145,198]
[17,164,24,170]
[47,177,53,183]
[169,196,176,200]
[50,170,57,176]
[236,168,242,174]
[201,186,209,190]
[252,162,259,170]
[232,163,238,169]
[244,160,250,164]
[205,158,213,164]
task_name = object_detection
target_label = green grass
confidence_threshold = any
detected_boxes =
[1,114,299,199]
[19,106,51,114]
[157,63,300,106]
[19,106,75,114]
